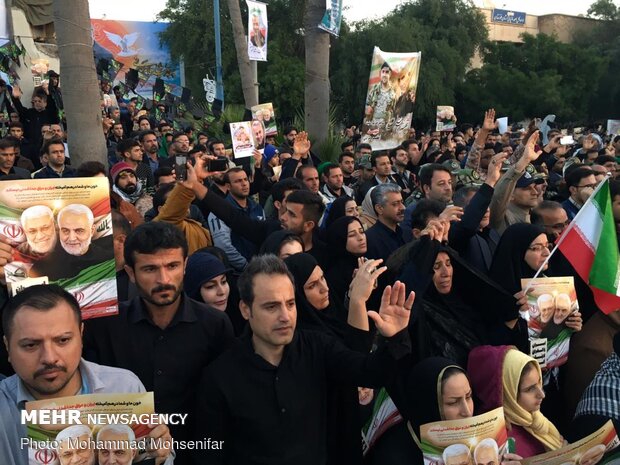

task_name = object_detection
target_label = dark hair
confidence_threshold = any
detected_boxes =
[158,121,172,131]
[531,200,564,225]
[419,163,451,189]
[41,137,65,156]
[371,151,389,167]
[112,209,131,236]
[137,115,151,125]
[194,245,232,268]
[8,121,23,130]
[224,166,246,184]
[0,136,19,149]
[453,186,479,208]
[3,284,81,341]
[154,166,174,186]
[401,139,418,151]
[138,130,157,143]
[410,199,444,230]
[76,161,106,177]
[338,152,354,163]
[441,366,469,394]
[340,141,354,152]
[124,221,188,268]
[171,131,187,143]
[285,189,325,224]
[208,138,225,153]
[117,138,140,157]
[295,165,318,181]
[283,126,298,136]
[271,178,304,204]
[594,155,616,166]
[565,167,595,189]
[237,254,294,306]
[610,180,620,200]
[355,143,372,154]
[188,145,207,157]
[322,163,340,178]
[152,182,176,211]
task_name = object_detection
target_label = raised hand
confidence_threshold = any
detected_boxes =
[368,281,414,338]
[486,151,509,186]
[565,311,583,332]
[420,218,445,242]
[582,134,595,151]
[481,108,497,132]
[349,258,387,304]
[293,131,311,157]
[523,130,542,163]
[439,205,464,223]
[11,84,21,99]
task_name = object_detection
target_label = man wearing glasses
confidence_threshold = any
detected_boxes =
[562,167,597,220]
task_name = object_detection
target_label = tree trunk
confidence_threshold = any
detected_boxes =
[304,0,330,147]
[227,0,259,109]
[52,0,107,168]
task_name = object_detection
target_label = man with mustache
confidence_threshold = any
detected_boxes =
[82,221,234,463]
[110,162,153,218]
[0,284,173,465]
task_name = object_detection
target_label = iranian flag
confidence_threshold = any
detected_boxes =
[556,179,620,314]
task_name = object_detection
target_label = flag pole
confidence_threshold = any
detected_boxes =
[523,175,611,294]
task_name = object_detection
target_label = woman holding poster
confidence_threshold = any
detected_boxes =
[469,345,565,458]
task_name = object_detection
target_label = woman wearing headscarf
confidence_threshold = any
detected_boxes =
[389,219,527,366]
[366,357,522,465]
[259,230,304,259]
[284,253,389,465]
[359,186,378,230]
[468,345,565,458]
[325,216,367,311]
[322,195,359,231]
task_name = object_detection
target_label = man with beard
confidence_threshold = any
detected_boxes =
[249,12,266,47]
[252,119,266,150]
[110,162,153,218]
[29,204,113,281]
[139,130,162,173]
[82,222,234,462]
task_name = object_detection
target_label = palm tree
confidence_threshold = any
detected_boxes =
[304,0,330,148]
[227,0,259,109]
[52,0,107,167]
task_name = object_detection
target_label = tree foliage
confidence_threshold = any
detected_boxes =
[330,0,488,128]
[455,33,608,124]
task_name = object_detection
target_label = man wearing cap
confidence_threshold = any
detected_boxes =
[350,154,375,200]
[489,131,544,234]
[111,162,153,218]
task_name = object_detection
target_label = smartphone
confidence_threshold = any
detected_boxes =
[208,157,229,172]
[560,135,575,145]
[175,156,187,181]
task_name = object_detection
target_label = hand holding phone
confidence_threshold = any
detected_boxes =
[175,156,188,181]
[208,157,229,172]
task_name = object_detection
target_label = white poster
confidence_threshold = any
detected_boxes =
[246,0,268,62]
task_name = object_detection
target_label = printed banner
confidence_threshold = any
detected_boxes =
[0,177,118,319]
[521,277,577,371]
[25,392,155,465]
[318,0,343,37]
[251,103,277,137]
[246,0,268,62]
[230,121,256,158]
[607,120,620,136]
[361,47,422,151]
[436,106,457,132]
[419,407,507,465]
[522,420,619,465]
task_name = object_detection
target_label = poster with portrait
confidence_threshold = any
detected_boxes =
[25,392,155,465]
[419,407,508,465]
[521,277,577,370]
[607,120,620,136]
[246,0,268,61]
[229,121,256,158]
[436,106,457,132]
[250,119,267,152]
[522,420,619,465]
[361,47,422,151]
[251,102,277,137]
[0,177,118,319]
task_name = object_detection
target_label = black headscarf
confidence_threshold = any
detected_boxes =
[259,230,303,256]
[324,195,354,230]
[325,216,366,309]
[284,253,348,339]
[489,223,546,295]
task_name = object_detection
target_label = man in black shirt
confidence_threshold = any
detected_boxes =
[83,222,234,457]
[193,254,413,464]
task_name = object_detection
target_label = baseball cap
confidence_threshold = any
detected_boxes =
[516,168,544,189]
[355,154,372,170]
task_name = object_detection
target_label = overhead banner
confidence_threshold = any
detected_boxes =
[361,47,421,151]
[318,0,343,37]
[246,0,268,62]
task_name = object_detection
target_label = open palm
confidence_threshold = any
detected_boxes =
[368,281,414,338]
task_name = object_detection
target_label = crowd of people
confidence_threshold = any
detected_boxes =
[0,76,619,465]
